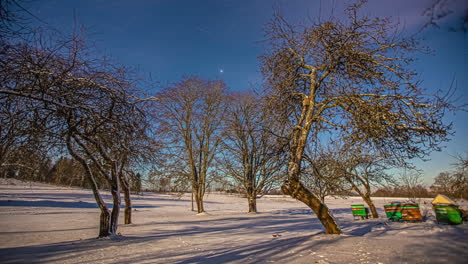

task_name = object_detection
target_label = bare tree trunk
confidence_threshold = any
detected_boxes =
[88,176,113,237]
[191,168,205,213]
[98,209,111,238]
[80,173,86,188]
[119,171,132,224]
[109,178,121,234]
[347,179,379,219]
[191,187,195,211]
[195,192,204,213]
[193,170,206,213]
[90,182,113,237]
[83,172,113,237]
[284,162,341,234]
[122,182,132,224]
[67,139,114,237]
[363,195,379,218]
[246,168,258,213]
[282,178,340,234]
[248,194,257,213]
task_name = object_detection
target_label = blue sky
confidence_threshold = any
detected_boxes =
[25,0,467,184]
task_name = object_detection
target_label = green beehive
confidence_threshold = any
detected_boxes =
[384,204,402,220]
[351,204,369,219]
[433,204,462,225]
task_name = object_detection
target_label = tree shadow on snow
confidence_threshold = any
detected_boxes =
[0,200,158,209]
[270,206,388,237]
[0,215,337,264]
[0,208,437,264]
[391,225,468,264]
[0,191,113,202]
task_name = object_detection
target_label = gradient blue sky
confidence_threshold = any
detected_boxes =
[25,0,467,184]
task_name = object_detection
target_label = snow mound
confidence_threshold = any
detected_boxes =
[196,212,210,216]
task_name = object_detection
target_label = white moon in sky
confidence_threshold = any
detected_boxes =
[219,69,224,73]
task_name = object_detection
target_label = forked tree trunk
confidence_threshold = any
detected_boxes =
[193,173,206,213]
[191,169,205,213]
[195,192,204,213]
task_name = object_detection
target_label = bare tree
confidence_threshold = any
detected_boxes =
[451,154,468,200]
[155,77,227,213]
[0,0,32,37]
[222,92,286,212]
[431,171,454,194]
[342,152,394,218]
[261,1,453,234]
[0,32,153,237]
[302,159,350,203]
[431,153,468,200]
[0,97,32,173]
[399,170,425,202]
[303,141,394,218]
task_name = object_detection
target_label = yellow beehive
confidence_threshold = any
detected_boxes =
[431,194,455,205]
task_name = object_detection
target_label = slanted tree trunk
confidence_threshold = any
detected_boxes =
[69,149,113,237]
[363,194,378,218]
[281,90,341,234]
[67,135,118,238]
[347,178,379,218]
[283,161,341,234]
[88,177,113,237]
[90,177,113,238]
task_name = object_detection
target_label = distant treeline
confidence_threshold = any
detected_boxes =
[1,152,142,194]
[372,185,434,198]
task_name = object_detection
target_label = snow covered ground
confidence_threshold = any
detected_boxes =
[0,178,467,264]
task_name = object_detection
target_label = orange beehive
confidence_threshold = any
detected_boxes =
[401,203,423,221]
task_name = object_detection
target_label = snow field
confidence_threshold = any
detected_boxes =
[0,179,467,264]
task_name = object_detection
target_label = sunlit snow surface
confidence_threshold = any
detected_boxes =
[0,178,467,264]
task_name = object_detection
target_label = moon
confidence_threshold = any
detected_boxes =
[219,69,224,73]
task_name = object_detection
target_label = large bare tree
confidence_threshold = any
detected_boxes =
[155,77,227,213]
[261,1,453,234]
[0,32,153,237]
